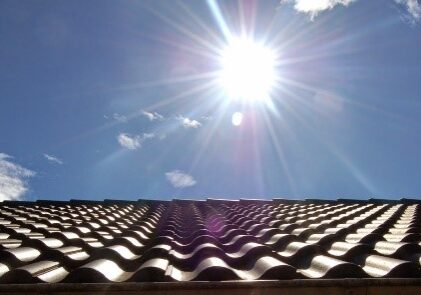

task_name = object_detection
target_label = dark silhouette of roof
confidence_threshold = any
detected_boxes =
[1,198,421,286]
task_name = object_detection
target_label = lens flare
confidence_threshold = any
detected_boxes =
[232,112,243,126]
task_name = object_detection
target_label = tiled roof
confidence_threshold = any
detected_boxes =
[1,198,421,284]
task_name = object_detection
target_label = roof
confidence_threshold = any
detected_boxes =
[1,198,421,290]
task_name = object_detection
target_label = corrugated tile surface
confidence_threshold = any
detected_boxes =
[1,198,421,283]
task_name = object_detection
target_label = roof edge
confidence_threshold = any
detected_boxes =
[2,278,421,292]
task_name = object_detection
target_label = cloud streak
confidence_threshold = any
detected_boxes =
[165,170,197,188]
[0,153,35,201]
[141,110,164,121]
[112,113,128,123]
[104,113,128,123]
[142,133,156,139]
[44,154,63,165]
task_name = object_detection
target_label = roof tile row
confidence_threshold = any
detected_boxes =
[1,199,421,283]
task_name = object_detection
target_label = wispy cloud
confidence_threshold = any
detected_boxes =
[282,0,356,19]
[117,132,158,150]
[177,116,202,129]
[142,133,156,139]
[104,113,128,123]
[141,110,164,121]
[43,154,63,165]
[201,116,213,121]
[0,153,35,201]
[112,113,128,123]
[395,0,421,23]
[117,133,142,150]
[165,170,197,188]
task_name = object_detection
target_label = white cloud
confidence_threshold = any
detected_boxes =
[177,116,202,129]
[43,154,63,165]
[395,0,421,23]
[117,133,142,150]
[282,0,357,19]
[141,110,164,121]
[117,132,158,150]
[283,0,421,23]
[165,170,197,188]
[0,153,35,201]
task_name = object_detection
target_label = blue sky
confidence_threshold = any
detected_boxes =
[0,0,421,201]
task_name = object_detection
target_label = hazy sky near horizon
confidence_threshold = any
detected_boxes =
[1,0,421,201]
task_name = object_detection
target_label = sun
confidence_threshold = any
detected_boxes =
[218,38,277,102]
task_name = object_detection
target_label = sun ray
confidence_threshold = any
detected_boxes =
[146,3,222,56]
[50,78,219,151]
[238,0,257,38]
[146,32,220,60]
[275,76,407,122]
[102,70,220,92]
[249,108,266,196]
[206,0,233,41]
[259,105,298,196]
[145,79,218,111]
[176,0,226,47]
[272,81,380,195]
[187,92,232,175]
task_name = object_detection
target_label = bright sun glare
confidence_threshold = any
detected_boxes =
[219,38,277,102]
